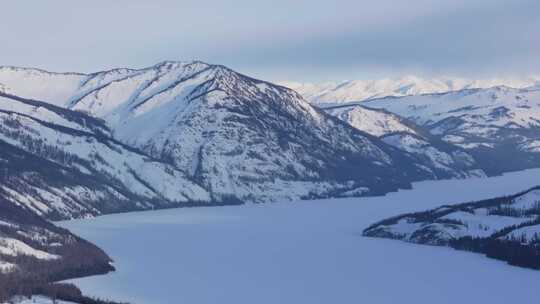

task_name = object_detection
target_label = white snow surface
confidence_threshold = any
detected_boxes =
[0,67,85,105]
[0,237,59,260]
[10,295,77,304]
[60,168,540,304]
[0,261,15,273]
[440,211,531,238]
[325,105,415,136]
[383,134,477,172]
[503,225,540,243]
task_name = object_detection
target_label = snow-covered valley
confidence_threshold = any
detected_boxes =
[60,168,540,304]
[3,62,540,303]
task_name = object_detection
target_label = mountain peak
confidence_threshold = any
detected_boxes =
[152,60,212,71]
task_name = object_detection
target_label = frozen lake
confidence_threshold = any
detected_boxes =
[60,169,540,304]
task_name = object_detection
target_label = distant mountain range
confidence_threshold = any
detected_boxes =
[280,75,540,105]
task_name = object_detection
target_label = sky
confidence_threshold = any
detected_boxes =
[2,0,539,82]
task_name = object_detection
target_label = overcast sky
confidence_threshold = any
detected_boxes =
[2,0,539,82]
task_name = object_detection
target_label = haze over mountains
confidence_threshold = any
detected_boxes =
[281,75,540,105]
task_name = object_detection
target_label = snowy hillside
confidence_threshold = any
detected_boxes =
[325,104,415,136]
[0,92,211,220]
[364,86,540,174]
[325,105,485,179]
[0,62,444,204]
[281,76,540,105]
[364,186,540,269]
[0,197,113,300]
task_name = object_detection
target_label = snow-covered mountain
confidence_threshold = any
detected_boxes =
[0,62,449,211]
[325,105,485,179]
[4,61,540,213]
[364,186,540,269]
[363,86,540,175]
[280,76,540,105]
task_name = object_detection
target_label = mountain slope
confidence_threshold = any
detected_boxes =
[280,76,540,105]
[364,186,540,269]
[0,62,450,203]
[325,105,484,179]
[0,196,114,300]
[69,62,437,201]
[364,86,540,175]
[0,92,212,220]
[325,104,416,137]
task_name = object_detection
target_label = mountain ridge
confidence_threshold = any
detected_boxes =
[0,61,451,217]
[325,104,485,179]
[280,75,540,105]
[362,85,540,175]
